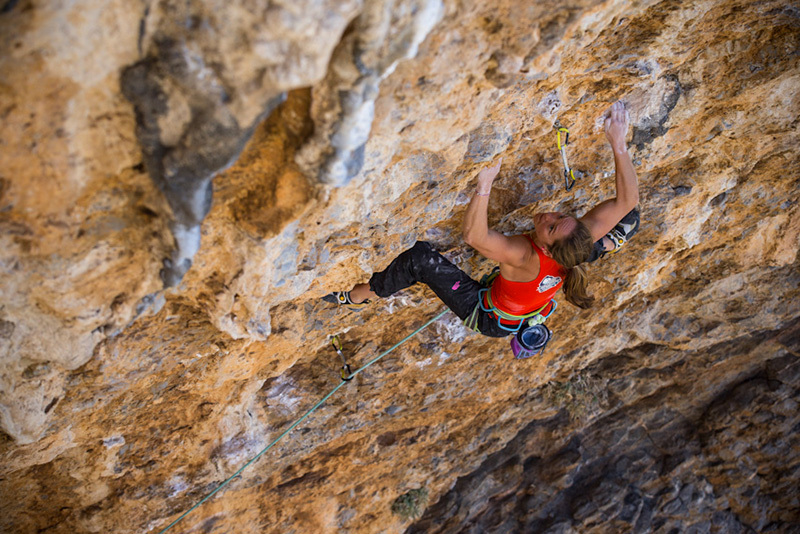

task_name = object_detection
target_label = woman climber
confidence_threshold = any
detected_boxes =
[323,101,640,338]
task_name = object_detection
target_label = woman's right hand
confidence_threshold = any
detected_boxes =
[604,101,629,153]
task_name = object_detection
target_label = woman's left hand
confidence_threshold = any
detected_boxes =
[477,158,502,187]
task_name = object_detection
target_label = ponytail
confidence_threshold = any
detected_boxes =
[562,263,593,309]
[549,219,595,309]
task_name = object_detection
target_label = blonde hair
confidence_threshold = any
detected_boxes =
[549,219,594,309]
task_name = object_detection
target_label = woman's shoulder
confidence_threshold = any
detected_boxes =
[508,233,536,246]
[499,234,541,280]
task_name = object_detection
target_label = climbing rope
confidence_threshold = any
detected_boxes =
[156,308,449,534]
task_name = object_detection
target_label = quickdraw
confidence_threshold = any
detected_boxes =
[555,122,577,191]
[330,335,353,381]
[156,310,449,534]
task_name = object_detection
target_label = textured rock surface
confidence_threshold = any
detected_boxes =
[120,0,363,284]
[408,323,800,533]
[1,0,799,533]
[296,0,444,186]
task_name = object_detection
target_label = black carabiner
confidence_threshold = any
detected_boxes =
[341,364,353,381]
[565,170,576,191]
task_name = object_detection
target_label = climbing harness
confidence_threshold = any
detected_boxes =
[463,268,557,334]
[156,308,449,534]
[330,335,353,381]
[555,122,577,191]
[479,284,557,332]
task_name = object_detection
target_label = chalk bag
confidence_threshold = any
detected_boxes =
[510,324,551,359]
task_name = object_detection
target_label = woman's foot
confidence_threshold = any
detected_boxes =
[322,291,369,310]
[349,283,376,303]
[322,284,376,310]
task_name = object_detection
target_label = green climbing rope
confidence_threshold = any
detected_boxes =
[157,308,449,534]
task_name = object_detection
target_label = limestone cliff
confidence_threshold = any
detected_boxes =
[1,0,798,533]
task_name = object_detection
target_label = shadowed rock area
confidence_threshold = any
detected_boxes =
[408,321,800,533]
[0,0,798,533]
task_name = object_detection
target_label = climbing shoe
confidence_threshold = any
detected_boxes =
[586,207,640,262]
[605,221,635,254]
[322,291,369,311]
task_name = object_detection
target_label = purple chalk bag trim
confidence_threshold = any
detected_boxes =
[510,324,551,359]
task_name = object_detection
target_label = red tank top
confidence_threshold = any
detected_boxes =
[489,236,565,316]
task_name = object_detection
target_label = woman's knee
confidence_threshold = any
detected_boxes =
[408,241,438,263]
[411,240,434,253]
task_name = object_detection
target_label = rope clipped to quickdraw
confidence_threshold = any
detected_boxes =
[156,308,449,534]
[555,122,577,191]
[330,335,353,381]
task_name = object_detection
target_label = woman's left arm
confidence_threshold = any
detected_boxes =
[581,101,640,241]
[462,159,530,266]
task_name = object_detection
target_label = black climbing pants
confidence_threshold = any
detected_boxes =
[368,241,512,338]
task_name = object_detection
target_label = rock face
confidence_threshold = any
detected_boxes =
[1,0,798,533]
[408,325,800,533]
[120,0,364,285]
